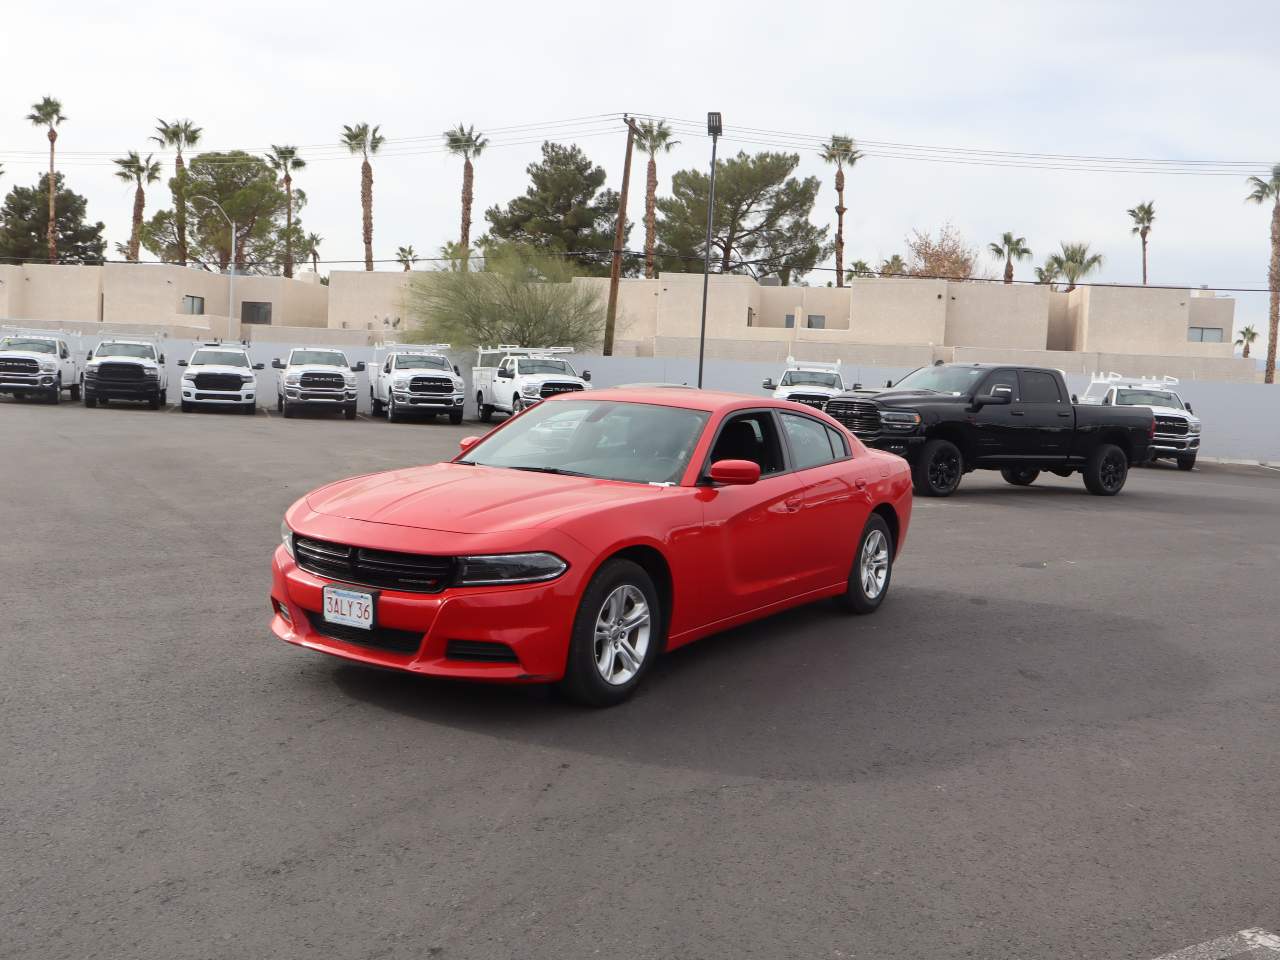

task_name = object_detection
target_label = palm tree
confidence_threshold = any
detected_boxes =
[26,97,66,263]
[341,123,385,271]
[395,245,418,271]
[113,152,161,262]
[879,254,906,277]
[1245,164,1280,384]
[845,259,875,281]
[988,232,1032,284]
[442,125,488,272]
[1050,242,1104,292]
[1035,260,1061,290]
[151,119,202,265]
[303,233,322,275]
[266,145,306,278]
[633,120,680,279]
[1127,201,1156,285]
[819,135,863,288]
[1234,324,1259,359]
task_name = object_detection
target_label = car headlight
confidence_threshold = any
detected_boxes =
[284,374,300,385]
[456,552,567,586]
[1188,421,1201,434]
[241,373,255,384]
[39,359,57,372]
[182,371,197,381]
[280,520,294,558]
[520,383,541,397]
[344,376,357,387]
[880,410,922,431]
[393,376,412,387]
[452,377,464,389]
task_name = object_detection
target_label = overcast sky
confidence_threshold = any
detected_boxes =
[3,0,1277,341]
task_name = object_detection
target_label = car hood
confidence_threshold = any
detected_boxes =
[773,384,842,398]
[91,356,156,367]
[0,349,57,361]
[838,388,970,408]
[186,364,253,375]
[286,363,352,375]
[518,374,589,387]
[305,462,661,534]
[1142,404,1198,421]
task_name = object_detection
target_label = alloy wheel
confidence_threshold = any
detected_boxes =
[593,584,651,686]
[928,450,960,491]
[1101,451,1125,491]
[861,529,890,599]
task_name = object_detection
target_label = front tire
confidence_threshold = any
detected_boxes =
[83,393,97,408]
[1001,466,1040,486]
[344,403,357,420]
[282,396,295,419]
[387,395,403,422]
[180,400,193,413]
[449,409,463,425]
[559,559,662,708]
[1177,454,1197,471]
[370,389,384,416]
[1084,443,1128,496]
[512,395,525,416]
[839,513,894,614]
[48,377,62,404]
[912,438,963,497]
[69,382,81,401]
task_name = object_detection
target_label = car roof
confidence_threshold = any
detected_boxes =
[553,386,829,415]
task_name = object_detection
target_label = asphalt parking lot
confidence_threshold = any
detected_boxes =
[3,398,1279,960]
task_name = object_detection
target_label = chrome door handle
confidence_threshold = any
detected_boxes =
[784,496,803,513]
[854,478,868,490]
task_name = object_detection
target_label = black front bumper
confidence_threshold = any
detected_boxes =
[854,433,925,460]
[85,378,161,399]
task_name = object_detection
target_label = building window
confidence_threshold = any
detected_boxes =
[241,301,272,325]
[746,307,755,327]
[784,314,795,329]
[1188,326,1223,342]
[806,314,826,330]
[181,295,205,315]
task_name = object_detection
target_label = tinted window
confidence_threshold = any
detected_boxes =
[1021,371,1062,403]
[781,413,838,470]
[826,426,850,459]
[980,369,1019,399]
[190,350,249,368]
[393,354,450,371]
[709,412,786,475]
[96,342,156,359]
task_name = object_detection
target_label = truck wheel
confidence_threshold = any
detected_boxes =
[1083,443,1128,496]
[69,382,81,401]
[1177,454,1197,471]
[512,396,525,416]
[838,513,894,614]
[242,402,256,416]
[276,392,284,413]
[1001,467,1040,486]
[449,410,463,425]
[387,396,403,423]
[99,397,109,406]
[478,392,493,423]
[83,393,97,408]
[181,400,193,412]
[282,397,295,419]
[911,439,963,497]
[370,389,384,416]
[48,377,62,404]
[148,391,162,410]
[344,403,357,420]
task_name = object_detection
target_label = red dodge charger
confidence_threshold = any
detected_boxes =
[270,387,913,706]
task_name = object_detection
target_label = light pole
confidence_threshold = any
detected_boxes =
[696,111,722,389]
[192,195,236,336]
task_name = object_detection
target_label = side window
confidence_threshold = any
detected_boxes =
[708,412,786,476]
[781,413,838,470]
[981,369,1019,400]
[384,358,393,373]
[1021,370,1063,403]
[826,425,850,459]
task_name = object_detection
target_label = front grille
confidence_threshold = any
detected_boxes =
[1154,416,1188,436]
[540,381,584,398]
[96,362,150,382]
[410,376,453,394]
[193,372,245,391]
[304,610,423,654]
[788,393,829,409]
[294,536,456,593]
[300,372,345,389]
[0,358,39,374]
[446,640,519,663]
[825,398,881,436]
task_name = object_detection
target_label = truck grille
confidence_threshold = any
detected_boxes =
[1154,416,1188,436]
[304,610,423,654]
[0,358,39,374]
[787,393,829,409]
[300,372,345,389]
[97,362,148,381]
[540,381,584,398]
[824,398,881,436]
[193,372,245,391]
[294,536,456,593]
[410,376,453,394]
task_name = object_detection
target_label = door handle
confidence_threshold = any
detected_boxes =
[784,496,803,513]
[854,477,868,490]
[1011,411,1025,416]
[1057,412,1071,418]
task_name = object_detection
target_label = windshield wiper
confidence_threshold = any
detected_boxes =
[506,465,591,477]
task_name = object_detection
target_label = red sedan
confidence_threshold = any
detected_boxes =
[270,387,913,706]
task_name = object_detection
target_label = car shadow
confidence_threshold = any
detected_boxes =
[325,587,1210,784]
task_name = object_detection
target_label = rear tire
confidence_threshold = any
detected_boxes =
[838,513,893,614]
[478,392,493,423]
[558,558,662,708]
[911,438,963,497]
[1001,466,1040,486]
[1083,443,1128,496]
[276,392,284,413]
[370,389,384,416]
[1177,454,1197,471]
[83,394,97,408]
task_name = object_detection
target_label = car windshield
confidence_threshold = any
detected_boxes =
[460,400,709,485]
[190,350,249,367]
[1,338,57,354]
[892,365,989,395]
[517,358,575,376]
[1115,389,1184,409]
[96,342,155,359]
[290,350,348,367]
[780,371,840,388]
[394,354,451,370]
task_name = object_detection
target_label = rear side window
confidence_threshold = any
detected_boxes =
[981,369,1019,399]
[1021,370,1063,403]
[780,413,840,470]
[826,426,850,459]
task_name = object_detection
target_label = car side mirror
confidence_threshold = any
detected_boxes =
[708,459,761,486]
[352,361,366,372]
[582,370,591,382]
[974,392,1011,408]
[1071,393,1079,404]
[453,364,460,375]
[458,436,481,454]
[271,358,285,369]
[177,359,188,367]
[885,379,894,388]
[1185,403,1194,414]
[159,355,165,363]
[762,378,775,390]
[253,362,265,371]
[86,350,93,361]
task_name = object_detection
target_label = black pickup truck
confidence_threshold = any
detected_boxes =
[824,363,1154,497]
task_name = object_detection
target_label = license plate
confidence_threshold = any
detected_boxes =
[322,585,376,630]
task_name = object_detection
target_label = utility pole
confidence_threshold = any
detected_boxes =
[603,115,639,356]
[697,111,722,388]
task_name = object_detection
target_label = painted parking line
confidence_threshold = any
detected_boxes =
[1147,929,1280,960]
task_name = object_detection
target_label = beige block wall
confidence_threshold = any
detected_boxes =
[1188,295,1234,339]
[1046,292,1074,350]
[327,270,412,332]
[4,263,103,322]
[943,281,1049,349]
[1080,285,1236,357]
[102,263,227,327]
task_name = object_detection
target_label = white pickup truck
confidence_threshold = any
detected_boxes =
[82,338,168,409]
[177,340,264,414]
[473,346,591,422]
[370,343,465,424]
[1081,373,1202,470]
[761,357,847,410]
[0,332,81,404]
[271,347,364,420]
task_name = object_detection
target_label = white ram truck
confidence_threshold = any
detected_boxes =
[761,357,847,410]
[370,343,465,424]
[82,338,168,409]
[1081,373,1203,470]
[473,346,591,422]
[271,347,364,420]
[177,340,264,415]
[0,332,81,404]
